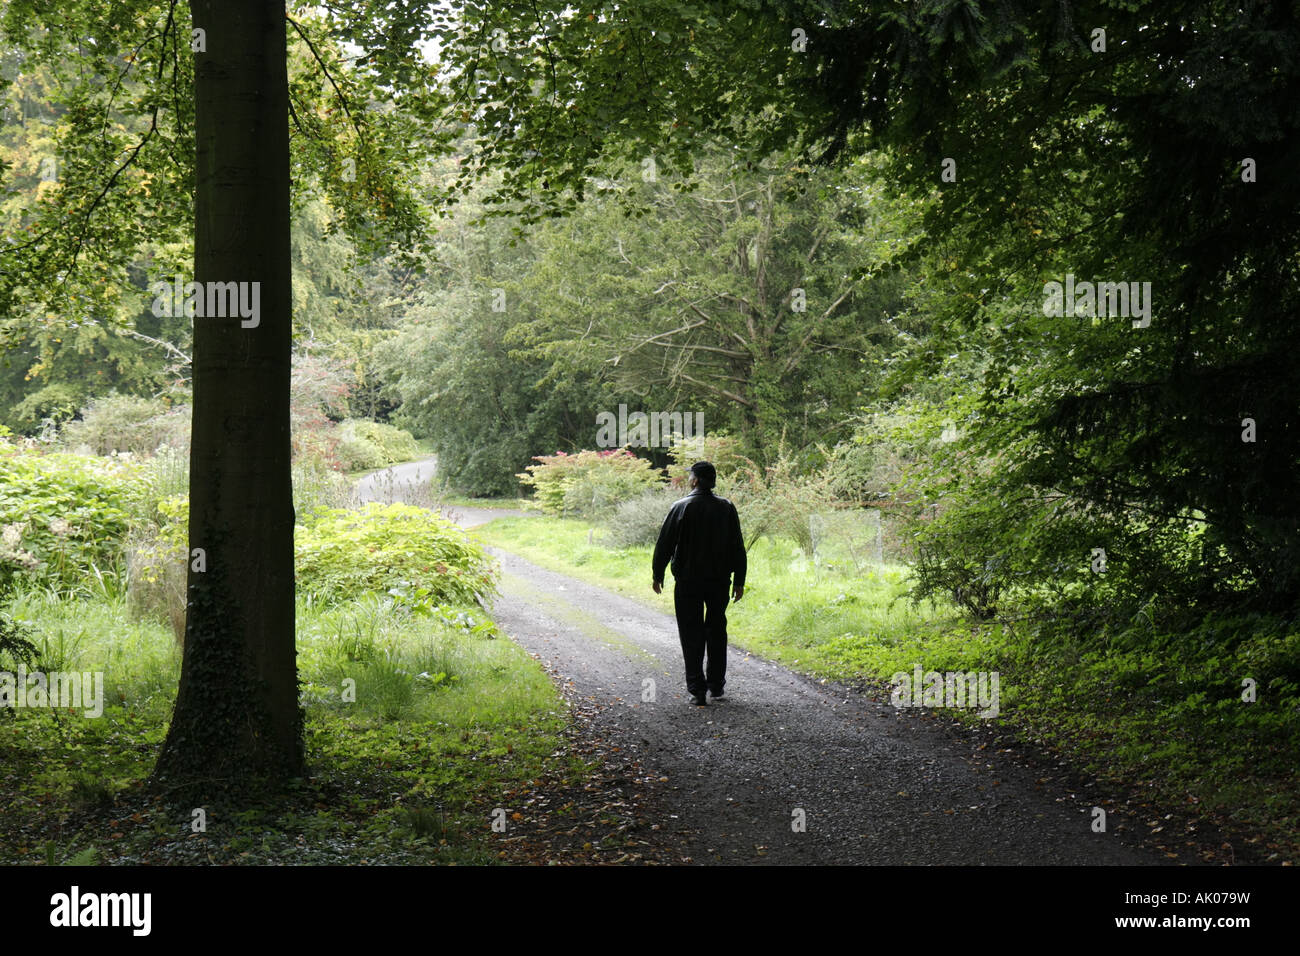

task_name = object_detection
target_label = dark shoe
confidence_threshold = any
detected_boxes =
[688,694,708,706]
[709,688,725,700]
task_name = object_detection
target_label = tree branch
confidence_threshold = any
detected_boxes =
[286,14,363,139]
[677,372,754,407]
[120,327,192,368]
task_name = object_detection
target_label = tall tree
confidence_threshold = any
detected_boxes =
[151,0,301,782]
[510,148,914,459]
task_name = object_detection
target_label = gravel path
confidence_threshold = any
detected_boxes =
[475,542,1162,865]
[362,462,1169,865]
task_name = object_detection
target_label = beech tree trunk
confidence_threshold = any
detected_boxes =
[153,0,302,788]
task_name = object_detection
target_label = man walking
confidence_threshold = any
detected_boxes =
[652,461,746,706]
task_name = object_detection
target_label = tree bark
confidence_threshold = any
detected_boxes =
[153,0,302,790]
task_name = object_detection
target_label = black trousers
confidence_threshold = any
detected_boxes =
[673,580,730,697]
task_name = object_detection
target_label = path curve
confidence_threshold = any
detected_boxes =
[354,457,439,504]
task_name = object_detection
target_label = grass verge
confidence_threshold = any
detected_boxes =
[0,590,579,865]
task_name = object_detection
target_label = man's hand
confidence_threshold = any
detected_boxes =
[732,584,744,602]
[652,579,663,595]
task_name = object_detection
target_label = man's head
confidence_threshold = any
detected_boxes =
[689,461,717,491]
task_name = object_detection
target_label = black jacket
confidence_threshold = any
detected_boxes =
[652,488,746,588]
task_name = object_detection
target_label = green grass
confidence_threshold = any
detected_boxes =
[478,514,1300,863]
[6,585,180,710]
[0,589,574,865]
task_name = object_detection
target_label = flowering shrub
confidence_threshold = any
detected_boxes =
[517,449,665,518]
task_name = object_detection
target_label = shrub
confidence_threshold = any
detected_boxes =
[340,420,420,467]
[332,420,421,473]
[0,441,146,591]
[295,504,497,608]
[602,486,683,550]
[123,449,360,642]
[6,382,83,434]
[912,526,1012,620]
[128,500,495,635]
[518,449,665,519]
[816,403,965,564]
[666,432,847,556]
[334,432,387,472]
[740,447,840,556]
[291,353,354,469]
[663,430,794,550]
[60,394,190,457]
[293,428,343,472]
[820,401,968,505]
[332,431,382,473]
